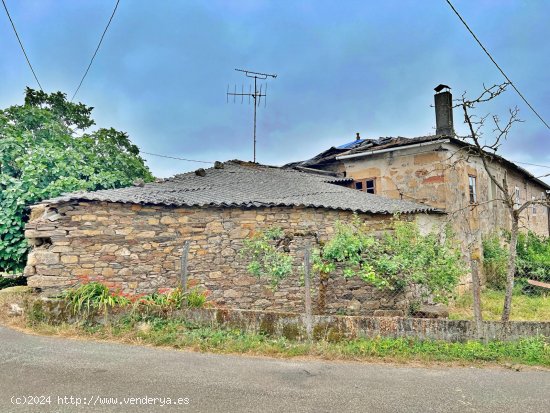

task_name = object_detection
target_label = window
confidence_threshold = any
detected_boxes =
[352,178,376,194]
[514,186,520,208]
[468,175,477,204]
[365,179,376,194]
[532,196,537,215]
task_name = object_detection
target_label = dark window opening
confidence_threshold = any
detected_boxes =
[365,179,376,194]
[355,181,363,190]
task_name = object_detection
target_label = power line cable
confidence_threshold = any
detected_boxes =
[445,0,550,129]
[140,151,214,164]
[1,0,43,90]
[514,160,550,170]
[71,0,120,101]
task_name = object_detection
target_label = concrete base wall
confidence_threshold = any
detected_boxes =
[32,299,550,342]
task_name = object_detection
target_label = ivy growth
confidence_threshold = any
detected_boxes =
[0,88,154,272]
[314,217,465,303]
[240,218,465,303]
[239,227,293,287]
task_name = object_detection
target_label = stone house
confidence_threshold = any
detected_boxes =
[24,161,442,315]
[288,86,550,245]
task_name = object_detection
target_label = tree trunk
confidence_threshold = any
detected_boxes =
[469,251,483,332]
[502,218,519,322]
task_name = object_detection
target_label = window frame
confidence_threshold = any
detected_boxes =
[365,178,376,194]
[468,175,477,204]
[532,195,537,215]
[352,178,376,194]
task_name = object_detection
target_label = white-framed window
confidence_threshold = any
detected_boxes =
[514,186,520,208]
[532,196,537,215]
[468,175,477,204]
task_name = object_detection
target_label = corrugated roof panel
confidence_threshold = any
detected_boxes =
[41,161,440,215]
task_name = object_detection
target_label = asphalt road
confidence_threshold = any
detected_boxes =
[0,326,549,413]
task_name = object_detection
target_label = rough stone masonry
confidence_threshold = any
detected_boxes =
[25,202,427,316]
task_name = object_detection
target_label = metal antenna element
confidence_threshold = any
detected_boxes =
[227,68,277,163]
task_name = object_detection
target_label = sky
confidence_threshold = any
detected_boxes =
[1,0,549,182]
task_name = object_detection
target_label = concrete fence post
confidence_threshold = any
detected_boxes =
[180,240,190,292]
[304,244,313,340]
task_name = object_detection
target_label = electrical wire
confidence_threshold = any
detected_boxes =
[140,151,214,164]
[1,0,43,90]
[445,0,550,129]
[71,0,120,101]
[513,160,550,170]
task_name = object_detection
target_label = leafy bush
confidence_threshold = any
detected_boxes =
[516,232,550,283]
[314,218,465,303]
[239,227,293,287]
[482,233,509,290]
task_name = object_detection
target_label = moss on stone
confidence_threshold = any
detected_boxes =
[282,323,301,340]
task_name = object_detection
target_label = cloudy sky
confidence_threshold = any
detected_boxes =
[1,0,549,181]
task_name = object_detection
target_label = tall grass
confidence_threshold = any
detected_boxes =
[450,288,550,321]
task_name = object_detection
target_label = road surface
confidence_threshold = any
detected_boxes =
[0,326,548,412]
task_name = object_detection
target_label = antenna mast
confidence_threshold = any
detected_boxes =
[227,68,277,163]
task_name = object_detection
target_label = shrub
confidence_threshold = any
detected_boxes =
[482,233,509,290]
[315,217,466,304]
[516,232,550,283]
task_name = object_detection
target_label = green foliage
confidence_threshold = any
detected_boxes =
[239,227,293,287]
[0,275,26,290]
[62,282,209,321]
[516,231,550,283]
[186,287,208,308]
[482,233,509,290]
[314,217,382,286]
[63,282,131,317]
[0,88,154,272]
[314,218,465,303]
[140,288,186,309]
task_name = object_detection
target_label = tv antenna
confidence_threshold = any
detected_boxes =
[227,68,277,163]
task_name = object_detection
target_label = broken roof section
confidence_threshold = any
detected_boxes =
[42,160,439,215]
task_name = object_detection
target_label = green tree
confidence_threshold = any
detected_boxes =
[0,88,154,272]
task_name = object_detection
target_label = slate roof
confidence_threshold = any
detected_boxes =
[43,161,439,215]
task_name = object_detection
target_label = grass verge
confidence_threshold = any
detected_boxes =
[450,288,550,321]
[26,314,550,368]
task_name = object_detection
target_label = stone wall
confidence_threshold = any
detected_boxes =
[24,202,438,316]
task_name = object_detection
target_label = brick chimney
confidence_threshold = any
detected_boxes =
[434,84,454,136]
